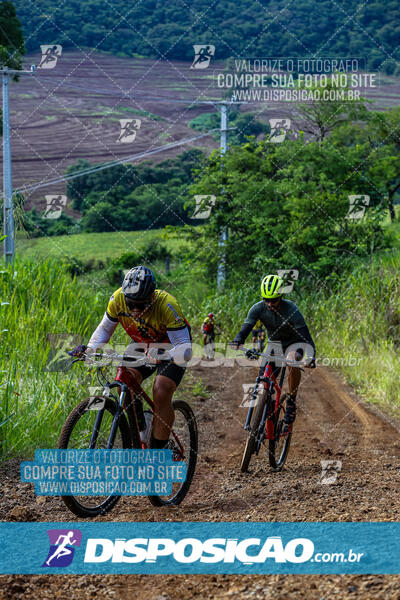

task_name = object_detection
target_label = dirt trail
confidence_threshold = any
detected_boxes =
[1,363,400,599]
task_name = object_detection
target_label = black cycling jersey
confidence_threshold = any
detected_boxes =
[234,299,315,353]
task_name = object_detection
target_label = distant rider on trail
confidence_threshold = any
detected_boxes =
[251,320,266,352]
[201,312,221,360]
[231,274,316,434]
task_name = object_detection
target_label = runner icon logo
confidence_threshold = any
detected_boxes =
[347,195,370,220]
[268,119,291,143]
[43,195,67,220]
[42,529,82,568]
[38,45,62,69]
[277,269,299,293]
[240,383,263,407]
[190,45,215,69]
[192,195,216,219]
[319,460,342,485]
[117,119,141,143]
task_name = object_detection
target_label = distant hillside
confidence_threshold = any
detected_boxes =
[14,0,400,73]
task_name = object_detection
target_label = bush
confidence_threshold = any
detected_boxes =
[106,241,172,285]
[61,256,106,277]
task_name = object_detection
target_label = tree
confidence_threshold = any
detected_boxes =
[0,1,25,71]
[0,1,25,134]
[230,113,270,145]
[367,109,400,221]
[331,110,400,222]
[187,134,386,283]
[293,80,368,141]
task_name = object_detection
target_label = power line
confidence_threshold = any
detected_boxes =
[15,130,219,194]
[39,78,223,104]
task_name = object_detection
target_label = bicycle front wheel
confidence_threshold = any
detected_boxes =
[241,390,266,472]
[148,399,198,507]
[268,393,292,471]
[57,397,131,517]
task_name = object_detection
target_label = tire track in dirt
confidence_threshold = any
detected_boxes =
[1,364,400,599]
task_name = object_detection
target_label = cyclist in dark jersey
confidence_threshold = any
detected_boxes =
[231,274,316,433]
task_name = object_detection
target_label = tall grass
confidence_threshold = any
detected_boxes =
[0,259,109,459]
[304,254,400,415]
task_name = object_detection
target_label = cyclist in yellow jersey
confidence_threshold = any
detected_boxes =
[106,287,190,345]
[251,319,266,352]
[73,266,191,449]
[201,313,221,360]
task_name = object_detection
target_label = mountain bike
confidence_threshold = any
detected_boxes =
[57,351,198,517]
[240,348,303,473]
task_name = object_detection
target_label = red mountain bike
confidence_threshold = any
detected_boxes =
[58,352,198,517]
[241,348,303,472]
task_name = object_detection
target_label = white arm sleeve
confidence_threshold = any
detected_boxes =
[167,327,192,366]
[87,312,118,351]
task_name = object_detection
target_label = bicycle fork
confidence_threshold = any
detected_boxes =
[244,376,264,430]
[89,381,127,449]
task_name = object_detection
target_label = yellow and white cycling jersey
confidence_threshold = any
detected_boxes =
[106,288,190,344]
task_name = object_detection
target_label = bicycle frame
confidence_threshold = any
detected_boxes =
[244,361,286,442]
[262,363,286,440]
[90,364,185,457]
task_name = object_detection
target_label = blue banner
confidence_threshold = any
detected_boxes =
[0,522,399,574]
[20,449,186,496]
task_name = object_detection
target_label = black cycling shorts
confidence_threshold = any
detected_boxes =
[132,360,186,387]
[252,328,264,337]
[258,340,305,378]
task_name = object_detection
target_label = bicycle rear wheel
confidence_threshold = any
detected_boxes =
[148,399,198,506]
[268,393,292,471]
[57,397,132,517]
[241,390,266,472]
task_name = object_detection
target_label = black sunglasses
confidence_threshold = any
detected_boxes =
[264,297,281,304]
[126,298,152,310]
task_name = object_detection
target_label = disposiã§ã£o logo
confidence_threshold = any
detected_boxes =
[42,529,82,568]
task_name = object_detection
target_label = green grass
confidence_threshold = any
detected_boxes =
[189,112,216,131]
[304,250,400,416]
[164,86,191,91]
[0,258,109,459]
[16,229,185,262]
[99,105,164,121]
[118,106,164,121]
[157,132,176,141]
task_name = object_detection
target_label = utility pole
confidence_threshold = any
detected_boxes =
[1,65,35,265]
[217,102,228,290]
[180,98,243,290]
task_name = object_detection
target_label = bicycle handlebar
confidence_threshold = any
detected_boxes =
[240,346,309,368]
[71,349,171,368]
